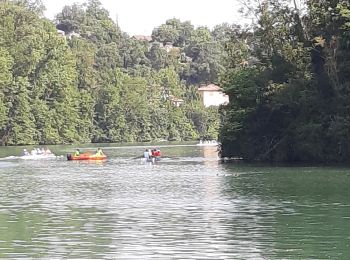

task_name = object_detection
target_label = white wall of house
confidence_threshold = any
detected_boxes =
[200,91,229,107]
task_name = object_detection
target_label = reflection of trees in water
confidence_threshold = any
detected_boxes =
[221,166,350,259]
[209,173,277,259]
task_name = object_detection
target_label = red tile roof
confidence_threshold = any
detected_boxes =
[198,84,223,91]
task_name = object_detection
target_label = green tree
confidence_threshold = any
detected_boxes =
[0,47,13,145]
[5,77,36,145]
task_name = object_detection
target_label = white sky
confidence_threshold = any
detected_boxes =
[43,0,245,36]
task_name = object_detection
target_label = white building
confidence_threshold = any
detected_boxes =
[198,84,229,107]
[57,30,65,37]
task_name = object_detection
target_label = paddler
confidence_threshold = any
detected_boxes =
[74,149,81,156]
[143,149,150,159]
[95,148,104,156]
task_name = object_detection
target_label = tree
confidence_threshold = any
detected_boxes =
[0,47,13,145]
[151,18,194,47]
[5,77,37,145]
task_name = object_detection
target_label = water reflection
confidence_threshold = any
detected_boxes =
[221,165,350,259]
[0,145,349,258]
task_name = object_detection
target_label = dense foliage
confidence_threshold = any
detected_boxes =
[219,0,350,162]
[0,0,227,145]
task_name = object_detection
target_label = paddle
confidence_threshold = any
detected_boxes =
[131,156,143,160]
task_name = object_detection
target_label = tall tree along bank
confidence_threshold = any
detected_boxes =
[219,0,350,163]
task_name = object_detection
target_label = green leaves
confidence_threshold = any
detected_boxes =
[219,0,350,162]
[0,1,223,146]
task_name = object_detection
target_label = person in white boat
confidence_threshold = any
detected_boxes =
[22,149,29,156]
[44,147,52,154]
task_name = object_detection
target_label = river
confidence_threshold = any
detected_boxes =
[0,143,349,259]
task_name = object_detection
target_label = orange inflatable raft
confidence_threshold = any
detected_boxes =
[67,153,107,161]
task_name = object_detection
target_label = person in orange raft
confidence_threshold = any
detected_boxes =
[95,148,104,156]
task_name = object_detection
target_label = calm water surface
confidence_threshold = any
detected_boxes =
[0,144,349,259]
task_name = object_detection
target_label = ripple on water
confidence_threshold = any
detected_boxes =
[0,146,350,259]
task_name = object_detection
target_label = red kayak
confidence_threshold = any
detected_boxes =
[67,153,107,161]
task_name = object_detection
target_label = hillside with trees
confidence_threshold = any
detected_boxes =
[3,0,346,163]
[0,0,229,145]
[219,0,350,163]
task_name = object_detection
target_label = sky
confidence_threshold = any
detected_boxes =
[42,0,246,36]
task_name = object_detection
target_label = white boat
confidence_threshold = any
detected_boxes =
[20,154,57,160]
[196,140,219,146]
[140,156,161,164]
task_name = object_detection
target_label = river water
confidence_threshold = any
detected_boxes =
[0,143,349,259]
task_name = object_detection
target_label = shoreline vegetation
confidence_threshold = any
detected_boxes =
[0,0,223,146]
[219,0,350,163]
